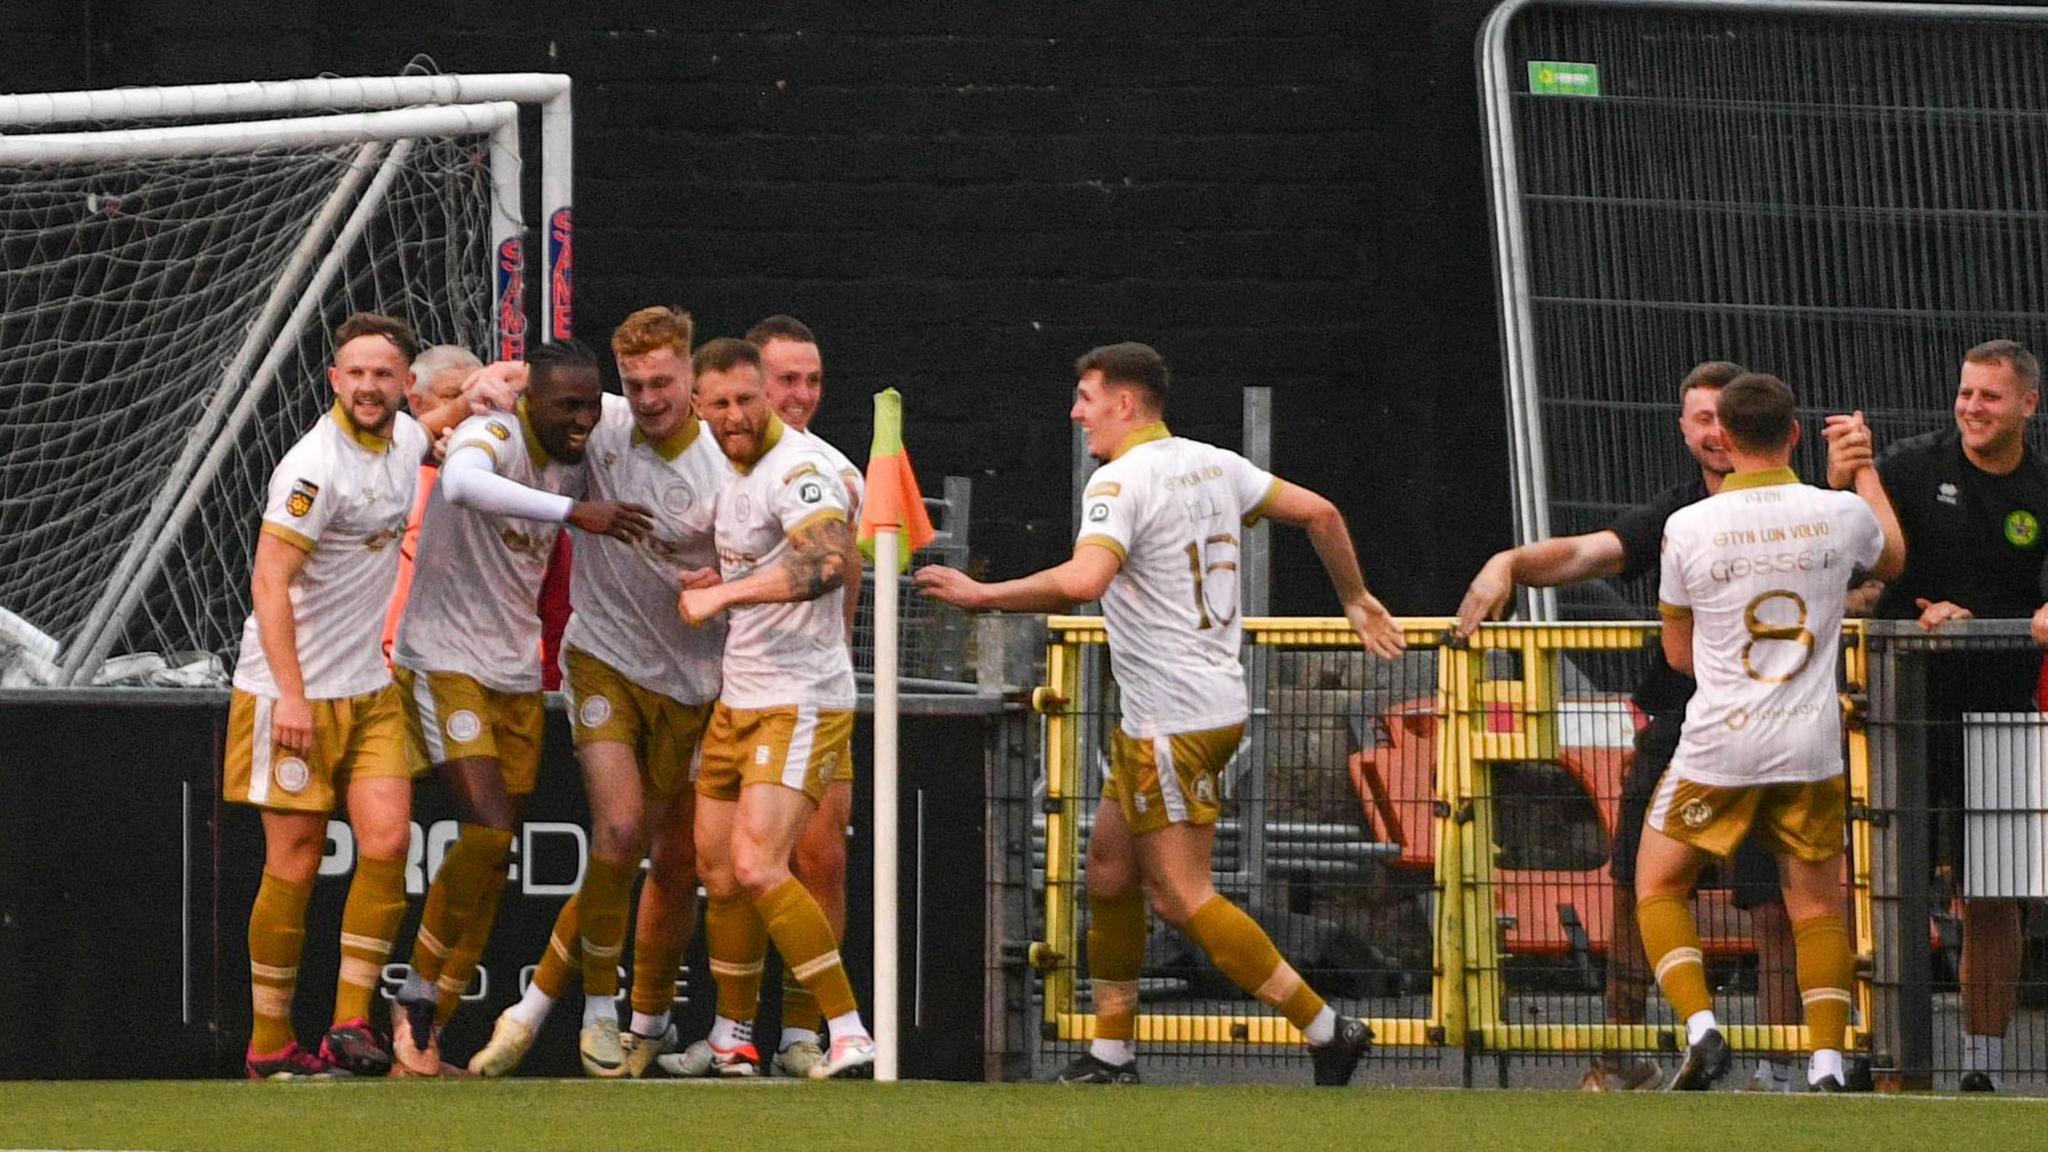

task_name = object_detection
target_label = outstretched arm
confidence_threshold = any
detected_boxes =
[681,515,858,624]
[1260,481,1404,659]
[440,446,651,541]
[1454,532,1626,638]
[915,544,1122,614]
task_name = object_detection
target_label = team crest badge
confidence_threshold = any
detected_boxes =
[1680,799,1713,829]
[579,695,612,728]
[485,420,512,441]
[661,483,696,515]
[274,756,311,794]
[286,479,319,518]
[1723,707,1750,732]
[2006,510,2039,547]
[446,710,482,743]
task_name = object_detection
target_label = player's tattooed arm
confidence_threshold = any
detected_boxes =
[785,516,857,600]
[679,515,856,624]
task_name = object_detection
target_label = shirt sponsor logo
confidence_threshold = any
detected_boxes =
[1087,502,1110,523]
[2006,510,2039,547]
[287,479,320,518]
[274,756,311,794]
[799,481,823,505]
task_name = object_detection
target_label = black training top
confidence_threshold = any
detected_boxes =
[1608,476,1709,719]
[1873,428,2048,621]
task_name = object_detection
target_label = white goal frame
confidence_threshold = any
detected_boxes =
[0,72,573,685]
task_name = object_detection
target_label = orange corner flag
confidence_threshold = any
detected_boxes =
[859,387,937,572]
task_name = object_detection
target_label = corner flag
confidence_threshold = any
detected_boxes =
[858,387,936,571]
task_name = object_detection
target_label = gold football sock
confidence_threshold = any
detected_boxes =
[756,877,857,1022]
[781,971,821,1037]
[436,858,510,1025]
[332,853,407,1025]
[533,894,581,1000]
[248,870,314,1054]
[1638,892,1713,1020]
[1088,887,1147,1041]
[630,878,698,1019]
[1184,894,1326,1030]
[577,855,638,999]
[1793,913,1854,1054]
[411,824,514,987]
[705,890,768,1024]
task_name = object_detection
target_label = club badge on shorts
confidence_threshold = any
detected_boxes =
[274,756,311,794]
[446,709,482,743]
[1680,799,1713,829]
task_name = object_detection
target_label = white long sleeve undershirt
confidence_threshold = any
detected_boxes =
[440,444,574,523]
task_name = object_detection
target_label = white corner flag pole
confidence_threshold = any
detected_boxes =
[873,526,901,1081]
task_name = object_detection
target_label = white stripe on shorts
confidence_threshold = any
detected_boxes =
[410,673,446,763]
[249,695,274,805]
[782,706,819,792]
[1155,737,1189,824]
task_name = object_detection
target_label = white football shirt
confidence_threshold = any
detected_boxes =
[234,404,428,700]
[1077,424,1282,739]
[713,417,856,710]
[1658,467,1885,786]
[562,395,729,704]
[393,400,586,693]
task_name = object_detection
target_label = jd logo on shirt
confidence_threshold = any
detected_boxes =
[2006,510,2039,548]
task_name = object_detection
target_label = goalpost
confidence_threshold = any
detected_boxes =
[0,73,573,687]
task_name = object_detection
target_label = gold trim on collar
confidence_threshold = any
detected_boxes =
[632,416,702,461]
[516,397,553,468]
[1110,421,1170,461]
[1721,466,1799,491]
[328,400,393,453]
[734,414,787,475]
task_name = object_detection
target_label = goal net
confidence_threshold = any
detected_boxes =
[0,95,530,687]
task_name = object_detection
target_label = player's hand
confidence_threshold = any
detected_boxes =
[1454,555,1515,639]
[461,361,527,414]
[1346,593,1406,660]
[678,584,723,626]
[1914,597,1973,631]
[271,694,314,757]
[568,501,653,543]
[431,426,455,463]
[913,564,981,609]
[2032,602,2048,648]
[1824,411,1874,490]
[679,566,722,591]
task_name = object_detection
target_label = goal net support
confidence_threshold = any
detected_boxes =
[0,73,572,687]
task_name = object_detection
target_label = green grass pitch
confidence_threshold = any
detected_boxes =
[1,1081,2043,1151]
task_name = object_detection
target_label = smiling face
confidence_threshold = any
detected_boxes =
[527,363,604,463]
[1955,356,2037,465]
[695,361,774,466]
[759,337,824,431]
[1070,369,1153,461]
[327,334,414,438]
[1678,384,1732,478]
[616,347,693,443]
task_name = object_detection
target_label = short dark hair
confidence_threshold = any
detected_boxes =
[1076,342,1169,407]
[1679,359,1745,398]
[1965,339,2041,391]
[335,312,419,363]
[744,315,817,348]
[693,336,762,378]
[526,338,601,392]
[1718,372,1797,452]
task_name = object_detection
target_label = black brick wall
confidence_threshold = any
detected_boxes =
[2,1,1513,614]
